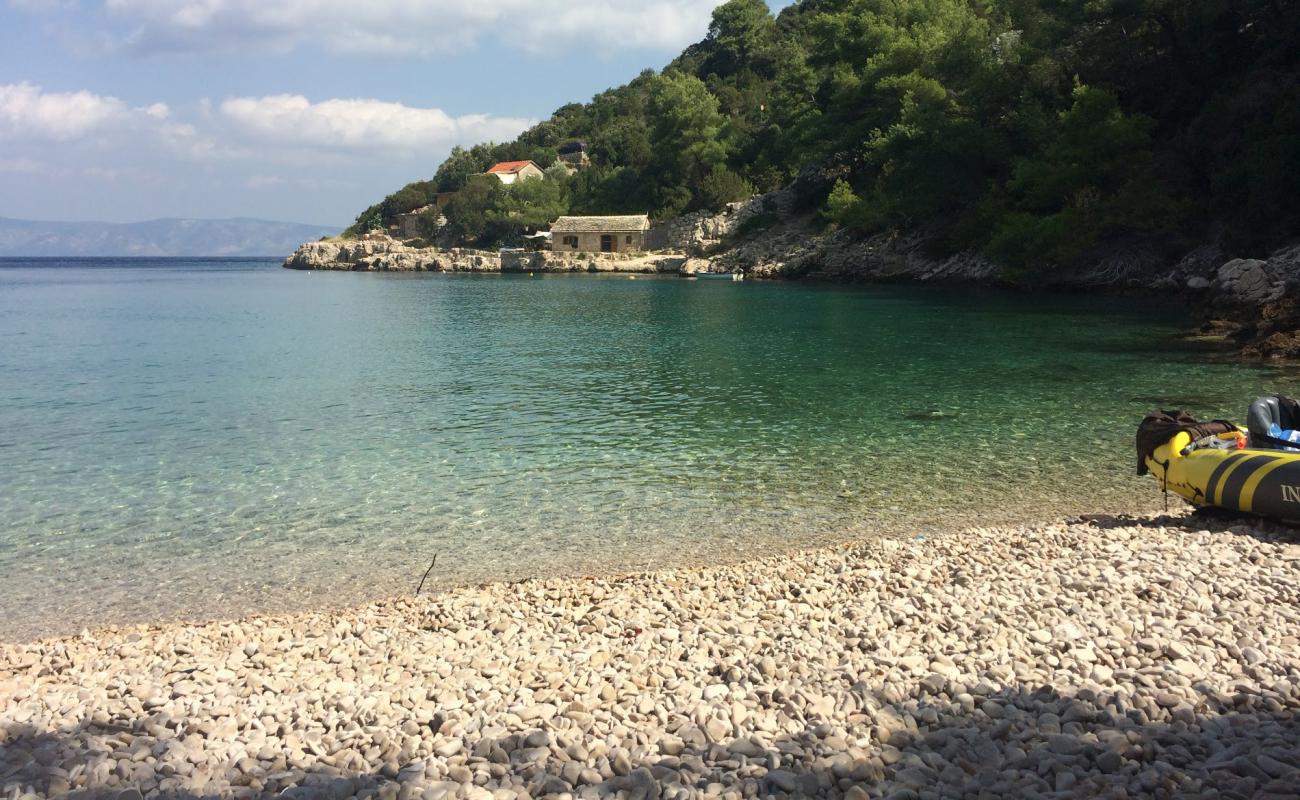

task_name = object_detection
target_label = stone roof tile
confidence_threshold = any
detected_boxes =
[550,215,650,233]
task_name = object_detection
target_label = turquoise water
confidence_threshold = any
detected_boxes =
[1,259,1295,640]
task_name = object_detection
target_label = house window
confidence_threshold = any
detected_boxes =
[562,235,578,248]
[625,235,633,244]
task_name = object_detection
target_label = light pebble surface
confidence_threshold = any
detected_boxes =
[2,512,1299,799]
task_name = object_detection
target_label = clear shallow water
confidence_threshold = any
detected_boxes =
[2,258,1296,640]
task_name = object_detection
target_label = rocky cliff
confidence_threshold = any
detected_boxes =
[647,181,1004,284]
[710,225,1003,284]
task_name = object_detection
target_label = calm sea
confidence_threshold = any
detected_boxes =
[1,258,1291,639]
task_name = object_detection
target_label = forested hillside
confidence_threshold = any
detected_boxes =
[348,0,1299,274]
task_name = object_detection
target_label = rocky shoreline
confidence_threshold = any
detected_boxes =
[284,182,1300,357]
[282,240,688,275]
[3,512,1298,799]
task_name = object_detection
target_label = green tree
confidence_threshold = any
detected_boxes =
[824,179,872,230]
[491,175,570,233]
[705,0,777,77]
[433,144,500,192]
[590,117,653,170]
[987,85,1170,269]
[567,165,649,215]
[646,73,730,214]
[442,175,503,245]
[698,165,754,210]
[383,180,437,218]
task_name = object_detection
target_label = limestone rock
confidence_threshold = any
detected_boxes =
[1216,257,1285,304]
[681,257,712,275]
[283,238,687,275]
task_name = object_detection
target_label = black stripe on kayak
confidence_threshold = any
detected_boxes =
[1217,455,1277,510]
[1248,465,1300,519]
[1204,453,1248,505]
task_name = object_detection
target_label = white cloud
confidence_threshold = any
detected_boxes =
[219,94,531,154]
[0,81,539,223]
[0,82,128,141]
[97,0,719,56]
[0,82,531,164]
[0,82,224,163]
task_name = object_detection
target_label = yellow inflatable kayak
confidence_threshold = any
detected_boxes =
[1143,429,1300,518]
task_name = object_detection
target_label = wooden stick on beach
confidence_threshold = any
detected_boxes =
[415,554,438,596]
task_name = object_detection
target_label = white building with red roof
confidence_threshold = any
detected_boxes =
[484,160,545,184]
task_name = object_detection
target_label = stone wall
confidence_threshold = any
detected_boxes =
[646,210,722,253]
[550,230,646,254]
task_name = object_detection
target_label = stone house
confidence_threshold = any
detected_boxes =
[557,142,590,169]
[395,205,442,239]
[485,160,545,184]
[550,215,651,253]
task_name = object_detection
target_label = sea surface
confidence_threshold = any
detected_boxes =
[2,258,1295,640]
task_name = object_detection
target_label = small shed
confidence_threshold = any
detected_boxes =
[485,160,545,184]
[550,215,651,253]
[522,231,552,251]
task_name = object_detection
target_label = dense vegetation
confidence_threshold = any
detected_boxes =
[349,0,1300,272]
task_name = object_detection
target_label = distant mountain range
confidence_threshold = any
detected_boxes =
[0,217,341,257]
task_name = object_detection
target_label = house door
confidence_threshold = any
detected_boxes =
[600,234,616,253]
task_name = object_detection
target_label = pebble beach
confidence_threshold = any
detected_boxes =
[3,512,1299,800]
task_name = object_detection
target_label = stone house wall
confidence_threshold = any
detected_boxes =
[552,230,646,253]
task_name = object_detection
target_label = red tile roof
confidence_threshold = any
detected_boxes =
[486,160,537,174]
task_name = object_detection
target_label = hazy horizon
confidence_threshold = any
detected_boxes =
[0,213,347,229]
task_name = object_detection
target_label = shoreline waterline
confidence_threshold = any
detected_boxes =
[2,492,1169,643]
[3,510,1297,799]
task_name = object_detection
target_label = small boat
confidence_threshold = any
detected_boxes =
[1138,397,1300,519]
[694,270,744,281]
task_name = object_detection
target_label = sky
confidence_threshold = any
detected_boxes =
[0,0,784,228]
